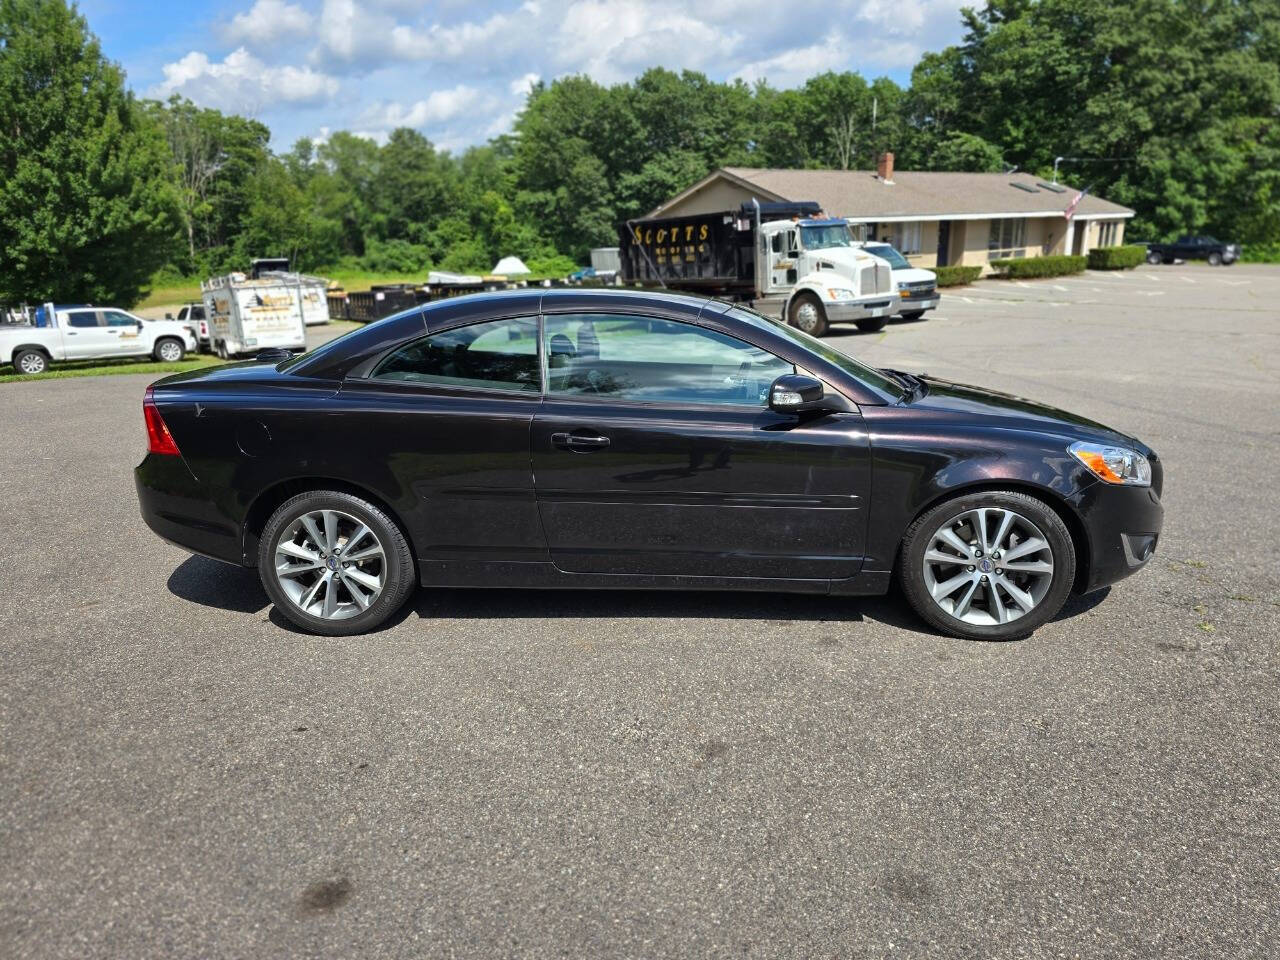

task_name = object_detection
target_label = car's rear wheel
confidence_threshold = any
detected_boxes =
[154,337,185,362]
[856,317,888,333]
[898,490,1076,641]
[13,348,49,375]
[259,490,415,636]
[788,294,828,337]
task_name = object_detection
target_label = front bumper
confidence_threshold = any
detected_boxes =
[827,297,896,322]
[898,295,940,314]
[1076,474,1165,593]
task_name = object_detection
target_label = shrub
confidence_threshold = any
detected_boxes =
[1088,245,1145,270]
[988,255,1087,279]
[933,265,983,287]
[1242,243,1280,263]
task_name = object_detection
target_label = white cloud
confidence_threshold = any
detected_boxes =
[359,85,488,131]
[552,0,742,82]
[152,48,340,113]
[509,72,540,96]
[221,0,313,49]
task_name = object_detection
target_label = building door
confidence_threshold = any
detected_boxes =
[936,221,951,265]
[1073,220,1088,255]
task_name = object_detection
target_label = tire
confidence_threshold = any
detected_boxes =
[856,317,888,333]
[12,348,49,375]
[897,490,1076,641]
[154,337,185,362]
[1207,252,1222,266]
[788,293,828,337]
[899,310,926,321]
[1146,250,1162,265]
[258,490,416,636]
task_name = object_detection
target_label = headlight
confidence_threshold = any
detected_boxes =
[826,288,854,300]
[1069,440,1151,486]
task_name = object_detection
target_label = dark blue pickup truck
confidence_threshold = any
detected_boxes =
[1146,235,1240,266]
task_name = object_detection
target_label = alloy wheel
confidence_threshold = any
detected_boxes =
[921,507,1055,626]
[19,353,46,374]
[274,509,386,620]
[159,341,182,361]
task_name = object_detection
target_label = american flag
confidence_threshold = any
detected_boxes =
[1064,186,1090,220]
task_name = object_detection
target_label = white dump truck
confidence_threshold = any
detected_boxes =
[620,200,897,336]
[201,259,327,359]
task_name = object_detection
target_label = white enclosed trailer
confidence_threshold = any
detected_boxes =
[201,273,308,359]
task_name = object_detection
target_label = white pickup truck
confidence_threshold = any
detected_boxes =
[0,304,197,376]
[858,242,940,320]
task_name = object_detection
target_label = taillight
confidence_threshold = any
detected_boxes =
[143,386,181,456]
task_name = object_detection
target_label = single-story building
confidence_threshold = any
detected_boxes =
[647,155,1135,272]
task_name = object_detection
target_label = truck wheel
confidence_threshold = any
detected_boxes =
[12,348,49,375]
[899,310,926,322]
[788,294,828,337]
[1146,250,1162,265]
[1207,251,1222,266]
[215,341,229,360]
[856,317,888,333]
[154,338,185,362]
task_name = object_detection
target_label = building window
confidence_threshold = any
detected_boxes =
[1098,221,1119,247]
[897,222,922,255]
[988,218,1026,259]
[875,222,921,254]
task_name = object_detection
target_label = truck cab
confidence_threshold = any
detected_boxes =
[754,217,896,336]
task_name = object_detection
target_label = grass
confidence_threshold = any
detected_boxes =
[132,268,432,310]
[0,353,224,385]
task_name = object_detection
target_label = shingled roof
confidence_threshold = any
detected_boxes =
[653,167,1134,220]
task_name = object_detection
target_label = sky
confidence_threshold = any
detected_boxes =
[78,0,970,153]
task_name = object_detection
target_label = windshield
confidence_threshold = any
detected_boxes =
[725,305,903,399]
[799,224,854,250]
[864,244,911,270]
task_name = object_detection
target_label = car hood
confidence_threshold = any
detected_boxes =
[892,267,937,285]
[909,374,1147,450]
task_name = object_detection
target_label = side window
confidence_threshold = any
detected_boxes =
[371,316,539,392]
[103,310,138,327]
[66,311,99,328]
[544,313,792,407]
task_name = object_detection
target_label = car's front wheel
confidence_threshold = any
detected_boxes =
[899,310,926,321]
[898,490,1076,641]
[1207,251,1223,266]
[154,337,185,362]
[259,490,416,636]
[1146,249,1162,265]
[856,317,888,333]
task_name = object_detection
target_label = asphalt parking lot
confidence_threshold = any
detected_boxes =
[2,262,1277,958]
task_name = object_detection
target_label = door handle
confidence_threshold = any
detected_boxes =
[551,431,611,452]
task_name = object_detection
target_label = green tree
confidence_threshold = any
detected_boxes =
[0,0,177,305]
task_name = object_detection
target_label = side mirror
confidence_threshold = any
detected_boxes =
[136,320,144,330]
[164,313,173,319]
[771,234,781,253]
[769,373,827,414]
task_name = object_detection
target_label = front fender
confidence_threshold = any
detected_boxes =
[861,418,1099,572]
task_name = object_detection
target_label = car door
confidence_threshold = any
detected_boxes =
[59,309,114,358]
[531,311,871,580]
[101,309,147,356]
[333,314,547,568]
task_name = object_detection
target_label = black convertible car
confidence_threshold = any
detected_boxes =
[136,289,1163,640]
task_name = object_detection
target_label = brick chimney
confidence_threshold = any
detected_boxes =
[876,151,895,184]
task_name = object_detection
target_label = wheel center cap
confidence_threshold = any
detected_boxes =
[326,556,340,572]
[978,558,993,573]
